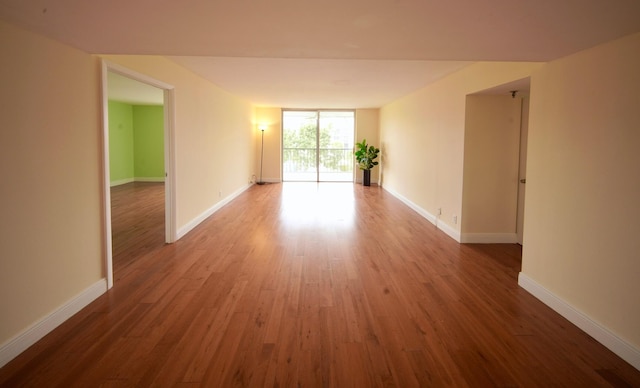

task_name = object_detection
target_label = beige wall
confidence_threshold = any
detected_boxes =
[355,109,380,184]
[255,107,282,183]
[523,32,640,349]
[380,62,543,239]
[461,95,522,239]
[102,55,255,229]
[0,21,256,352]
[0,21,104,345]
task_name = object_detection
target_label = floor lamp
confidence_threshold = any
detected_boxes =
[257,125,266,185]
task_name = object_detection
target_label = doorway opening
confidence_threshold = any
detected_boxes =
[460,78,530,244]
[101,60,176,289]
[282,110,355,182]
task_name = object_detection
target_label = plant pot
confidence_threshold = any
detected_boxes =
[363,170,371,186]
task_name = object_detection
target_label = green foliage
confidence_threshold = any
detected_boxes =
[284,123,330,149]
[354,139,380,170]
[283,123,351,172]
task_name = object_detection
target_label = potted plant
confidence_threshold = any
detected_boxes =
[354,139,380,186]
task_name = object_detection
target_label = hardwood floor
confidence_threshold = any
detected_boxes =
[1,182,639,387]
[110,182,165,276]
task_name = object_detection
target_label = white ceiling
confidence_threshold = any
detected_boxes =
[168,57,470,108]
[2,0,640,107]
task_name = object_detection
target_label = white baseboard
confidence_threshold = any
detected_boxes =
[460,233,518,243]
[110,177,165,187]
[177,183,252,239]
[134,177,165,183]
[0,279,107,368]
[518,273,640,371]
[437,221,461,242]
[382,186,460,242]
[382,186,436,223]
[110,178,134,187]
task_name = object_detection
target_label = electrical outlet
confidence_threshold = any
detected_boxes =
[218,191,222,198]
[453,215,458,224]
[437,208,442,216]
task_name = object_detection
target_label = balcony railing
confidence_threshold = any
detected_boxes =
[283,148,354,181]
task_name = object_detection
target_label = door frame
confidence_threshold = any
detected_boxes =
[516,95,529,245]
[100,60,177,289]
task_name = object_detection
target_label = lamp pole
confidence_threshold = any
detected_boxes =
[257,127,266,185]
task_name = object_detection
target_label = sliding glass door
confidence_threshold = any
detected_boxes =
[282,110,355,182]
[282,111,317,181]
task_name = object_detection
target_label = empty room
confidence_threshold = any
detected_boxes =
[1,1,640,386]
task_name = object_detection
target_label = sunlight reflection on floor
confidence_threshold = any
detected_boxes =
[279,182,356,228]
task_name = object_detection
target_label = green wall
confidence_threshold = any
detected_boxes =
[108,101,164,185]
[108,101,134,183]
[133,105,165,179]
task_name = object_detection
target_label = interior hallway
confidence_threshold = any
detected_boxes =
[1,182,638,386]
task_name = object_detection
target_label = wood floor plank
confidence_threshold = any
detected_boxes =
[1,182,639,387]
